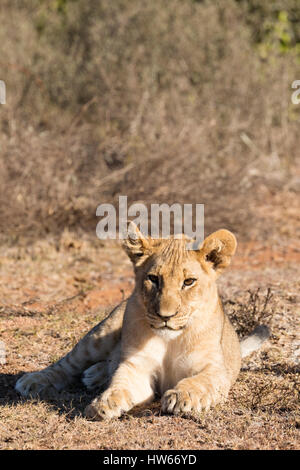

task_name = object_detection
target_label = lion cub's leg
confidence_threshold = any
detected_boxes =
[81,362,109,391]
[82,342,121,390]
[85,356,155,420]
[161,362,231,415]
[15,302,125,398]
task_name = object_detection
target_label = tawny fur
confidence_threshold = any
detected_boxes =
[15,225,267,419]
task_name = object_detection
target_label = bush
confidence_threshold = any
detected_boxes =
[0,0,299,239]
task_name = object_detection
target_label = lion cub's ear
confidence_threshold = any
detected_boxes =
[199,229,237,276]
[123,222,152,265]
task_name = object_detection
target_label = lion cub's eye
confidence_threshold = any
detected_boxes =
[147,274,159,286]
[183,278,196,287]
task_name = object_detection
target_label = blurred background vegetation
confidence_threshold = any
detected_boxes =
[0,0,299,242]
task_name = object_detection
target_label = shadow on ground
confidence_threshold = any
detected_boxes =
[0,371,99,419]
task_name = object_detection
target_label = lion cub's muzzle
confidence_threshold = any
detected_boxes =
[148,308,187,331]
[155,310,181,330]
[156,310,178,320]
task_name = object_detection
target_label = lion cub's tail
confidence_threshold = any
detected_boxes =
[240,325,270,358]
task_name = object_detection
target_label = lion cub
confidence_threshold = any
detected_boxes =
[16,225,268,419]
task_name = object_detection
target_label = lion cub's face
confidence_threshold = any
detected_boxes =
[123,224,237,334]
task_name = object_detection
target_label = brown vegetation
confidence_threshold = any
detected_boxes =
[0,0,299,241]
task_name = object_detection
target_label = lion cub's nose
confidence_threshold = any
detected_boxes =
[156,310,178,319]
[156,295,179,319]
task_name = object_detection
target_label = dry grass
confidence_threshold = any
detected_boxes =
[0,0,299,240]
[223,288,274,338]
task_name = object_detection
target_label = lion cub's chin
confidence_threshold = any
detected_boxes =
[151,327,184,340]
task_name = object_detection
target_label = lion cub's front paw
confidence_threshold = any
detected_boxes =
[85,388,133,421]
[161,387,212,415]
[15,371,56,398]
[82,362,109,390]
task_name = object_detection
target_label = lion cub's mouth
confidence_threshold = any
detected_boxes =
[150,322,186,339]
[147,309,189,332]
[150,322,185,331]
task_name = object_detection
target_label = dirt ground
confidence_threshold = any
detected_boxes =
[0,192,299,450]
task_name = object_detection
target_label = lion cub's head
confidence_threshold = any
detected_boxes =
[123,223,237,335]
